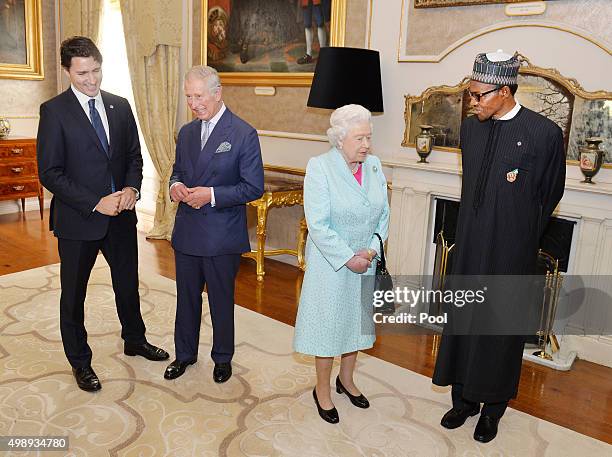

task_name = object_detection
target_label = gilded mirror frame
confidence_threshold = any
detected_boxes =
[403,54,612,167]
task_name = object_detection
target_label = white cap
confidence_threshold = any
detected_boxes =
[486,49,514,62]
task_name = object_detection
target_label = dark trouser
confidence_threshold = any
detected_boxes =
[58,217,146,368]
[173,251,241,364]
[303,1,324,27]
[452,384,508,419]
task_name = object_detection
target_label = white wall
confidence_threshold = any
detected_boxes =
[369,1,612,183]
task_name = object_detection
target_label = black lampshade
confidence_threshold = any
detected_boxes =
[307,47,384,113]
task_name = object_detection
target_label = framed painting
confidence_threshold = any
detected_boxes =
[0,0,43,80]
[402,54,612,168]
[201,0,346,86]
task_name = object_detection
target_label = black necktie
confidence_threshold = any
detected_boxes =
[89,99,109,154]
[88,99,115,192]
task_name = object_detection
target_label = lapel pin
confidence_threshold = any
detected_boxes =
[506,168,519,183]
[110,105,114,109]
[373,165,378,172]
[517,141,522,146]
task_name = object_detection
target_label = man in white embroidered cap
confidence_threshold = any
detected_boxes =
[431,50,566,443]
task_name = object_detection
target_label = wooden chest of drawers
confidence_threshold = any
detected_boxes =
[0,137,43,218]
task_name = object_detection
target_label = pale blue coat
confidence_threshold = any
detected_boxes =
[293,148,390,357]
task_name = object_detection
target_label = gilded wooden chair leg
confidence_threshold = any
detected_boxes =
[297,217,307,271]
[254,198,270,282]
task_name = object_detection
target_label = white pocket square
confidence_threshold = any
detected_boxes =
[215,142,232,154]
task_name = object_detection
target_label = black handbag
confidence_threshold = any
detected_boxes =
[374,233,395,315]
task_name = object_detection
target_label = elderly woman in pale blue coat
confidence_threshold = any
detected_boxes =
[293,104,389,424]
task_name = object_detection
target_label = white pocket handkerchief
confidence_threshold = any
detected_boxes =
[215,141,232,154]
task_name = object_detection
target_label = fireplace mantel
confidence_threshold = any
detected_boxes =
[383,159,612,197]
[384,158,612,368]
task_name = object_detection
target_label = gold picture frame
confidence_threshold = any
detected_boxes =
[403,54,612,168]
[0,0,43,80]
[200,0,346,86]
[414,0,531,7]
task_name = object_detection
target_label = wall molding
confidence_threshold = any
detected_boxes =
[399,22,611,63]
[258,130,328,143]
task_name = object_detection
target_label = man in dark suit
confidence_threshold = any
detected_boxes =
[164,65,264,383]
[36,36,169,392]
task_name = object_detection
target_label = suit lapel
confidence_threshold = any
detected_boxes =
[188,120,202,172]
[64,90,109,158]
[194,109,233,183]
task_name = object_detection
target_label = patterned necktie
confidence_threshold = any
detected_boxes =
[201,120,210,150]
[88,99,115,192]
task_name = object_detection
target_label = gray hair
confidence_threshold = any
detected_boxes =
[327,104,372,149]
[185,65,221,94]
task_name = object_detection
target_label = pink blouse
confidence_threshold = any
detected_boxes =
[353,163,363,185]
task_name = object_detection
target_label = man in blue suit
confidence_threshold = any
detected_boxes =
[164,66,264,382]
[37,36,169,393]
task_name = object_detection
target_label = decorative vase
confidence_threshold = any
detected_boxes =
[0,117,10,139]
[416,124,434,163]
[579,137,605,184]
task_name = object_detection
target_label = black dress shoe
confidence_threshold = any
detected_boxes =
[72,366,101,392]
[474,415,500,443]
[124,342,170,361]
[336,376,370,409]
[213,362,232,383]
[297,53,313,64]
[440,405,480,429]
[313,389,339,424]
[164,359,196,380]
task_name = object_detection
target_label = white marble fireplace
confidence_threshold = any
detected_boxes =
[384,158,612,368]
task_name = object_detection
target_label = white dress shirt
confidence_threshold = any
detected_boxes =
[497,100,522,120]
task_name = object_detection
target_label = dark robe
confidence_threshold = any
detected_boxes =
[432,106,566,403]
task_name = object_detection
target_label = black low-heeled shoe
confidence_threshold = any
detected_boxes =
[213,362,232,383]
[72,366,101,392]
[440,405,480,429]
[313,389,339,424]
[336,376,370,409]
[124,342,170,361]
[474,415,500,443]
[164,359,196,380]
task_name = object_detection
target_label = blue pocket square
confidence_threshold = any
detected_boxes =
[215,141,232,154]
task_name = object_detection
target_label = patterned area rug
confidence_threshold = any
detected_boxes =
[0,260,609,456]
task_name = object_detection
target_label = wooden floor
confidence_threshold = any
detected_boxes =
[1,209,611,445]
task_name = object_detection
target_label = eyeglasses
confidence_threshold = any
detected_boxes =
[467,87,500,102]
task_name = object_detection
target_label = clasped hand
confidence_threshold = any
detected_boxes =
[95,188,136,216]
[345,248,376,274]
[170,183,211,210]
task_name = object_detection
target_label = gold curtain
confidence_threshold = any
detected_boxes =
[119,0,181,240]
[60,0,104,90]
[60,0,104,44]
